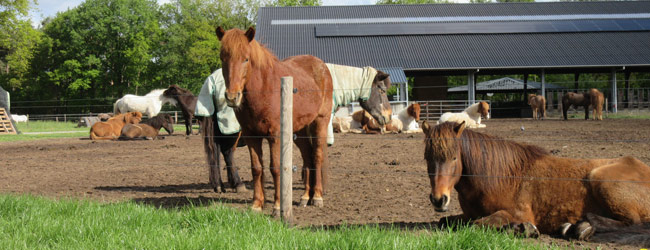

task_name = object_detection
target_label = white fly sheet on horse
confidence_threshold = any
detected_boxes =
[194,69,241,135]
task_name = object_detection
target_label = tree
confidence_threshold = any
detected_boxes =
[0,0,39,91]
[273,0,321,6]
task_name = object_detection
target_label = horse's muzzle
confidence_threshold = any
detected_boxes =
[430,193,449,212]
[225,91,242,107]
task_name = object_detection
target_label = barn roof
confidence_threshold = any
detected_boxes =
[448,77,565,93]
[256,1,650,74]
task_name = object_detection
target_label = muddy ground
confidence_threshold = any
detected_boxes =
[2,118,650,249]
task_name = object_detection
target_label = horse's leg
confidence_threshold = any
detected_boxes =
[267,136,282,217]
[584,104,590,120]
[294,129,313,207]
[474,210,539,238]
[211,142,227,192]
[185,115,192,136]
[246,137,265,212]
[311,116,330,207]
[562,102,569,120]
[222,137,246,192]
[202,117,224,193]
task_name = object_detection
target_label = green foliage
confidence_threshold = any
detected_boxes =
[0,0,39,91]
[0,194,548,249]
[273,0,321,6]
[377,0,452,4]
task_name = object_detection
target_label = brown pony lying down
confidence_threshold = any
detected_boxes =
[351,110,385,134]
[89,112,142,140]
[120,114,175,140]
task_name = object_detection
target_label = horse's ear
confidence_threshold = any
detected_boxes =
[245,27,255,42]
[216,26,225,41]
[422,121,431,135]
[376,71,389,81]
[454,121,466,138]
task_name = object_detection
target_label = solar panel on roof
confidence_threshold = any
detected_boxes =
[315,19,650,37]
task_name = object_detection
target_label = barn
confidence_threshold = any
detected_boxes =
[255,1,650,118]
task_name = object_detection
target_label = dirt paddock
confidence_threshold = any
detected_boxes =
[2,118,650,249]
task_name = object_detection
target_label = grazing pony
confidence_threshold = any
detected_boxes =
[163,85,199,135]
[527,94,546,120]
[114,89,177,118]
[120,113,174,140]
[217,27,392,213]
[422,121,650,240]
[437,101,490,128]
[90,112,142,140]
[589,88,604,121]
[562,92,590,120]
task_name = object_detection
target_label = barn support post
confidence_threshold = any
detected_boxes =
[624,71,631,108]
[574,73,580,91]
[467,70,476,104]
[523,73,529,102]
[611,68,618,113]
[280,76,294,224]
[540,69,546,98]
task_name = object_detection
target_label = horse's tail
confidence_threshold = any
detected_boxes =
[201,116,221,192]
[113,100,120,115]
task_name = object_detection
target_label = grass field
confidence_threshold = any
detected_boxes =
[0,195,548,249]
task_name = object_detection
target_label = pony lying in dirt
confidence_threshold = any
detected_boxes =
[114,89,177,118]
[90,112,142,140]
[527,94,546,120]
[385,103,422,133]
[350,109,384,134]
[437,101,490,128]
[119,113,174,140]
[423,121,650,243]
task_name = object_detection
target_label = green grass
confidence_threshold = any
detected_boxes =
[0,121,88,142]
[0,195,549,249]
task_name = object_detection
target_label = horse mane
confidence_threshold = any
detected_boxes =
[463,102,481,114]
[220,28,277,69]
[142,114,172,129]
[425,122,550,191]
[145,89,166,97]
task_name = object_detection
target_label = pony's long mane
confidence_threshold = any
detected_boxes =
[220,29,277,69]
[426,122,550,191]
[145,89,166,97]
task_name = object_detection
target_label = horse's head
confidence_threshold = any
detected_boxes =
[359,70,392,125]
[407,103,421,121]
[163,85,181,98]
[422,121,466,212]
[125,112,143,124]
[478,101,490,120]
[216,26,256,108]
[162,114,175,135]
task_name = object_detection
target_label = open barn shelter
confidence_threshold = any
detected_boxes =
[256,1,650,118]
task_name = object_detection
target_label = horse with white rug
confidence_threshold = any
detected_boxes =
[113,89,177,118]
[437,101,490,128]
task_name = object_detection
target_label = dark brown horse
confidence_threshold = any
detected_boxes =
[216,27,392,214]
[200,115,246,193]
[422,121,650,240]
[163,85,198,136]
[562,92,591,120]
[119,113,174,140]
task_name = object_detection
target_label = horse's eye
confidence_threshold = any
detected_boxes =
[453,157,457,161]
[244,58,249,62]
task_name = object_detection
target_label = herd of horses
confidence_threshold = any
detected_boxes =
[83,27,649,243]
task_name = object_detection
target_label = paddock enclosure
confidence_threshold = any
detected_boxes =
[1,118,649,248]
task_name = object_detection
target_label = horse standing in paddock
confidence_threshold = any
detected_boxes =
[562,92,591,120]
[114,89,177,118]
[589,89,604,120]
[163,85,199,136]
[90,112,142,140]
[437,101,490,128]
[196,69,246,193]
[216,27,392,213]
[422,121,650,240]
[120,114,174,140]
[527,94,546,120]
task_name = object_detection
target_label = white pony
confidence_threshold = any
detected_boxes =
[386,102,422,133]
[10,114,28,123]
[113,89,177,117]
[437,101,490,128]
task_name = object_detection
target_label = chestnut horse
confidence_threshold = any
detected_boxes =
[422,121,650,240]
[163,85,199,136]
[216,27,392,213]
[120,113,174,140]
[89,111,142,140]
[562,92,590,120]
[527,94,546,120]
[589,88,604,120]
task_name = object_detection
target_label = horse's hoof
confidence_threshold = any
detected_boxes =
[235,184,247,193]
[212,187,219,193]
[251,206,262,212]
[299,198,309,207]
[560,223,572,238]
[512,222,539,238]
[185,136,190,140]
[312,198,324,207]
[272,208,281,218]
[575,221,595,241]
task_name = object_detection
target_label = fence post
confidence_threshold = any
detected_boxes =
[280,76,294,224]
[174,111,178,124]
